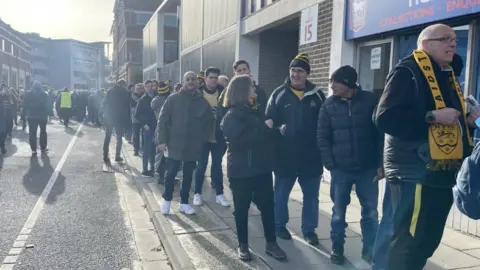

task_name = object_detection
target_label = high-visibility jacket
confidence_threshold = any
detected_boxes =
[60,92,72,109]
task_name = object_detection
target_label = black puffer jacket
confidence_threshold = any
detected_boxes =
[221,105,276,179]
[317,89,382,172]
[266,78,326,178]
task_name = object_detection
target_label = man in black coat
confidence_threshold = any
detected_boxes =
[135,80,157,176]
[23,81,50,156]
[101,79,130,163]
[317,65,383,264]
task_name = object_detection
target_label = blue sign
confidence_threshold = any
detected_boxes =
[345,0,480,40]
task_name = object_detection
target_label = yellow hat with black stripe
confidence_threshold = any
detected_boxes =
[290,53,310,74]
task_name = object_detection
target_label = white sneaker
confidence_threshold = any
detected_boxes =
[193,193,203,206]
[161,201,171,215]
[216,194,230,207]
[179,204,196,215]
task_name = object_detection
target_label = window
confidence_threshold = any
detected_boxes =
[11,44,14,55]
[2,67,9,85]
[1,39,4,51]
[164,41,178,64]
[164,13,178,27]
[356,39,393,99]
[136,12,153,25]
[10,70,17,88]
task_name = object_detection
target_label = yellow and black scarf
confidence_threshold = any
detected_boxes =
[413,49,473,171]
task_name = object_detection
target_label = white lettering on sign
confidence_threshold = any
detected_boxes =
[371,47,382,70]
[408,0,433,8]
[300,5,319,46]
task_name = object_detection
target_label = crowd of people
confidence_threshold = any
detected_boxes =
[2,22,480,270]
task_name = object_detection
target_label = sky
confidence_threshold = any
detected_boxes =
[0,0,115,43]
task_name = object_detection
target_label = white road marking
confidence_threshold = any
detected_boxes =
[1,123,84,267]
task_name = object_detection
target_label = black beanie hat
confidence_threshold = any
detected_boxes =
[330,65,358,89]
[290,53,311,74]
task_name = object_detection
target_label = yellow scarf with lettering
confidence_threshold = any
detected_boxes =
[413,49,473,171]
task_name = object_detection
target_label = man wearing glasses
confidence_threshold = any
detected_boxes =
[375,24,480,270]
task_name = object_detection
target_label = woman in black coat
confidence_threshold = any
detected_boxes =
[220,75,287,262]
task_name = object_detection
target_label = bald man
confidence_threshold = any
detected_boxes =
[374,24,479,270]
[155,71,214,215]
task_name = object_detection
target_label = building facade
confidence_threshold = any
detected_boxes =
[48,39,104,90]
[178,0,330,96]
[111,0,163,83]
[0,19,32,89]
[143,0,180,82]
[23,33,50,86]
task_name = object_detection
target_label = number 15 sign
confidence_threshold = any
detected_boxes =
[300,5,319,46]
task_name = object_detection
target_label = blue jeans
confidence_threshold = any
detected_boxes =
[142,129,155,172]
[194,142,225,195]
[330,169,379,248]
[372,181,393,270]
[274,174,320,235]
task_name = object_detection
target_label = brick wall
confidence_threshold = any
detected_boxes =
[298,0,333,93]
[258,29,299,98]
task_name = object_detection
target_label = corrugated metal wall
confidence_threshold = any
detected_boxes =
[202,33,236,78]
[203,0,238,39]
[143,12,158,69]
[181,49,201,75]
[180,0,203,50]
[159,60,181,83]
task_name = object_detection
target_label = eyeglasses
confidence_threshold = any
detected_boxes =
[426,37,457,43]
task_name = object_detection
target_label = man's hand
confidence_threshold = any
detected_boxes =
[467,111,480,128]
[157,144,166,152]
[144,124,150,131]
[432,108,461,126]
[265,119,273,128]
[279,124,287,135]
[377,168,384,180]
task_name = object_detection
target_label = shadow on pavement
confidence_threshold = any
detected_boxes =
[3,142,17,158]
[64,126,83,137]
[22,154,66,204]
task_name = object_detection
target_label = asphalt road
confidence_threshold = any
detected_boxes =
[0,119,144,269]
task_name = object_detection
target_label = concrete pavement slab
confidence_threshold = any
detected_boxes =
[427,243,480,269]
[222,216,271,238]
[149,184,230,235]
[287,213,359,240]
[177,230,270,270]
[441,227,480,251]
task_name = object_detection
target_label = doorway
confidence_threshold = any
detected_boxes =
[356,39,394,99]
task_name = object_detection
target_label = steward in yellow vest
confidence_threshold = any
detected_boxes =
[55,88,73,127]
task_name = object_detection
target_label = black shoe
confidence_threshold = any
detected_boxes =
[304,232,319,246]
[265,242,287,261]
[361,246,373,264]
[115,156,124,162]
[275,227,292,240]
[133,151,139,156]
[32,151,37,156]
[330,244,345,265]
[142,171,154,177]
[238,244,251,261]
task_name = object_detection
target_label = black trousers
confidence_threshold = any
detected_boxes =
[103,122,124,159]
[163,158,196,204]
[0,131,6,150]
[132,122,142,153]
[229,173,276,245]
[28,119,48,151]
[387,181,453,270]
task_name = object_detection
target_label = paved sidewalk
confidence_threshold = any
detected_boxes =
[121,141,480,270]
